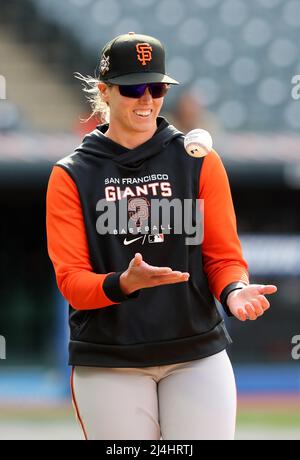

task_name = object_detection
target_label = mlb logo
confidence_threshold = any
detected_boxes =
[148,234,164,243]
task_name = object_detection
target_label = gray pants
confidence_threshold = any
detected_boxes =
[71,349,237,440]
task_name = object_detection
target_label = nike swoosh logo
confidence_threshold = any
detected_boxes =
[123,236,144,246]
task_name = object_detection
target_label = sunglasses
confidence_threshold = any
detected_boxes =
[117,83,169,99]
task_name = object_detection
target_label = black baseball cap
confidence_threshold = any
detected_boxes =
[99,32,179,85]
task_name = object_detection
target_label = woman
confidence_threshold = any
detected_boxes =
[46,33,277,440]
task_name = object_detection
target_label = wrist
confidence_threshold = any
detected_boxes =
[220,281,248,317]
[227,289,240,303]
[119,271,133,295]
[103,271,141,302]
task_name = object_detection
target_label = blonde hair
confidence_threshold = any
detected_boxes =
[74,72,110,124]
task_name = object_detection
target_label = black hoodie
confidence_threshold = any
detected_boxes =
[56,117,232,367]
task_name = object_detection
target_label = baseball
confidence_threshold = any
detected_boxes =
[184,129,213,158]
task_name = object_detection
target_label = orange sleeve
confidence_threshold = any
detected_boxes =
[46,165,117,310]
[199,149,250,302]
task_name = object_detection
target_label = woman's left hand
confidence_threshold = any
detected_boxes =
[227,284,278,321]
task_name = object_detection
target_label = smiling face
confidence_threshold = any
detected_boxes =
[98,82,165,147]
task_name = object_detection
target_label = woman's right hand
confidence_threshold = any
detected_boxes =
[119,253,190,295]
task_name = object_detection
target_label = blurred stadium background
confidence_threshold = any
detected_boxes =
[0,0,300,440]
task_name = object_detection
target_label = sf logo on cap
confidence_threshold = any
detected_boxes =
[136,43,152,66]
